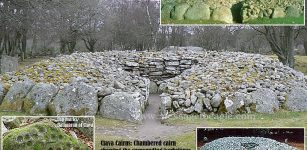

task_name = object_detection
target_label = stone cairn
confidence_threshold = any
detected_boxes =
[0,47,306,122]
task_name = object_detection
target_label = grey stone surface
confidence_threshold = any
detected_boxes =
[211,93,222,108]
[1,55,18,73]
[250,88,279,113]
[100,92,142,122]
[285,87,307,111]
[149,81,159,94]
[50,81,98,116]
[24,83,58,115]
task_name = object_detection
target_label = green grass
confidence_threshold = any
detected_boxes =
[245,16,304,25]
[161,16,304,25]
[295,56,307,75]
[161,18,226,25]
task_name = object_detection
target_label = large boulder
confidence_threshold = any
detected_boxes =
[184,3,210,20]
[0,79,35,112]
[100,92,143,122]
[49,81,98,116]
[272,7,286,18]
[285,6,300,17]
[212,6,233,23]
[249,88,279,113]
[161,3,175,19]
[171,3,190,20]
[3,120,89,150]
[149,81,158,94]
[23,83,59,115]
[285,87,307,111]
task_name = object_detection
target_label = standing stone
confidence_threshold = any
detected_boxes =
[171,3,190,20]
[49,81,98,116]
[285,87,307,111]
[184,3,210,20]
[100,92,142,122]
[24,83,59,115]
[0,55,18,73]
[0,79,35,112]
[212,6,233,23]
[250,88,279,113]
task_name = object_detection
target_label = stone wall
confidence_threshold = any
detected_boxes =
[121,53,198,82]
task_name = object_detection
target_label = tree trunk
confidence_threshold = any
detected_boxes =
[304,40,307,56]
[31,33,38,58]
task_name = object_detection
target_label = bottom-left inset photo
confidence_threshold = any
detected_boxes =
[1,116,94,150]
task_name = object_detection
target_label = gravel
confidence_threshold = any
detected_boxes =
[200,137,298,150]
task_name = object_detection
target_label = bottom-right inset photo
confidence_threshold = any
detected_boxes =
[197,127,305,150]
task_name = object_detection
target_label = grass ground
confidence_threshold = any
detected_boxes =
[295,56,307,75]
[161,16,304,25]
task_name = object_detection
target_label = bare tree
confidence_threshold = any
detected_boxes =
[253,27,296,68]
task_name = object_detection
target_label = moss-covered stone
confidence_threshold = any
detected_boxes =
[171,3,190,20]
[161,3,176,19]
[3,120,89,150]
[184,2,210,20]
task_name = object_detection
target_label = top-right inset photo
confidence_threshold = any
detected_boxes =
[161,0,305,25]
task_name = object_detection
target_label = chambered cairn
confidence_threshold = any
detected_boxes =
[0,47,306,122]
[161,0,304,23]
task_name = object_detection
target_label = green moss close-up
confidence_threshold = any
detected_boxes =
[3,120,89,150]
[161,0,305,24]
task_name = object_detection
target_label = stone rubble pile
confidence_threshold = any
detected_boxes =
[0,48,306,122]
[159,51,307,118]
[0,52,150,122]
[200,137,297,150]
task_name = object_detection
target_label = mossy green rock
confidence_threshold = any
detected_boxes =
[285,6,300,17]
[161,3,176,19]
[171,3,190,20]
[184,3,210,20]
[212,6,233,23]
[0,79,35,112]
[3,120,89,150]
[272,7,286,18]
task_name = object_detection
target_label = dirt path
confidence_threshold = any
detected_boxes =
[96,94,202,140]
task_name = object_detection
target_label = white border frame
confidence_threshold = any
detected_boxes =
[159,0,306,26]
[1,116,96,150]
[195,127,306,150]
